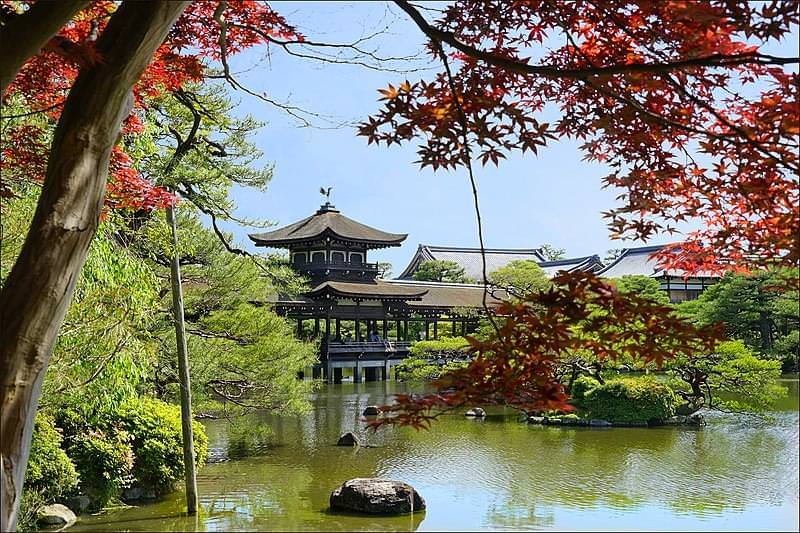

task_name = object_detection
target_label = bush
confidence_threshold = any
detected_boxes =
[580,377,678,424]
[395,356,469,381]
[115,397,208,495]
[24,414,79,502]
[67,429,135,509]
[570,376,600,401]
[51,397,209,508]
[410,336,470,357]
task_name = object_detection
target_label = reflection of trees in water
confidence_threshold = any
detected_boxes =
[72,383,798,531]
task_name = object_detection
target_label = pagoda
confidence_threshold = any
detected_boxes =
[249,202,498,382]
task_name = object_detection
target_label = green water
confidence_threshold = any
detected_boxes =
[73,379,799,532]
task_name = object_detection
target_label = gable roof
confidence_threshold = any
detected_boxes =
[397,244,545,280]
[597,244,720,279]
[249,204,407,249]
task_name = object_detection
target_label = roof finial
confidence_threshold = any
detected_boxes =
[320,186,332,204]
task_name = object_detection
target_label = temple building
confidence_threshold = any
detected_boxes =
[597,244,720,303]
[250,203,720,382]
[249,202,502,383]
[397,244,603,280]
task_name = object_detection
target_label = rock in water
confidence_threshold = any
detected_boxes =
[363,405,381,416]
[465,407,486,418]
[38,503,77,528]
[330,478,425,514]
[336,432,361,446]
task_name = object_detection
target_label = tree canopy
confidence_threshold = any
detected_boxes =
[412,259,473,283]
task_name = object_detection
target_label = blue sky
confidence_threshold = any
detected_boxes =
[216,2,796,275]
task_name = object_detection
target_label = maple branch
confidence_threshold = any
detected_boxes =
[228,23,429,74]
[423,20,500,334]
[0,1,89,93]
[393,0,798,79]
[0,101,64,121]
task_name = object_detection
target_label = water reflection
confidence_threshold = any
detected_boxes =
[73,378,799,532]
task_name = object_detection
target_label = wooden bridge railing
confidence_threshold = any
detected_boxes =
[325,341,412,357]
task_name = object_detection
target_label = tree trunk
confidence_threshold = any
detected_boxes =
[166,205,198,514]
[0,0,89,94]
[0,3,188,530]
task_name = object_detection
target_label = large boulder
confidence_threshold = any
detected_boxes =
[336,432,361,446]
[38,503,77,528]
[330,478,425,515]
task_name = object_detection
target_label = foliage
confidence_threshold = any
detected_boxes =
[395,356,469,382]
[1,188,160,413]
[114,397,208,495]
[23,414,79,503]
[413,260,473,283]
[374,271,720,429]
[678,269,799,365]
[50,397,209,509]
[538,244,566,261]
[666,340,786,413]
[578,378,678,424]
[363,1,799,274]
[410,337,471,357]
[569,376,601,402]
[489,260,551,296]
[65,428,135,509]
[612,275,671,305]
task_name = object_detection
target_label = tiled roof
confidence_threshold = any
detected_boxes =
[306,280,427,300]
[398,245,545,280]
[249,204,407,248]
[384,279,506,308]
[597,244,720,279]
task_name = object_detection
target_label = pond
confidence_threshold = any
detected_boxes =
[73,378,799,532]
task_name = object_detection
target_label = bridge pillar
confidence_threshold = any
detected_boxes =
[382,361,390,381]
[326,360,333,384]
[354,361,361,383]
[333,367,343,384]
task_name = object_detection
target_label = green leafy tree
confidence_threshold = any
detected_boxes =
[665,340,786,413]
[612,275,670,305]
[678,269,799,367]
[413,260,472,283]
[489,260,551,296]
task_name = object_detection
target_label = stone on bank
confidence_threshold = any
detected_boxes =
[330,478,425,515]
[37,503,77,529]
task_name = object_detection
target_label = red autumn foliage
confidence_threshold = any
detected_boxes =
[361,1,799,275]
[371,271,723,429]
[1,0,300,210]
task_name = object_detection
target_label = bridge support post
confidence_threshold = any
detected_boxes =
[354,361,361,383]
[326,360,333,384]
[333,367,343,384]
[382,361,390,381]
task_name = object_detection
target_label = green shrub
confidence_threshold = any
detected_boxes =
[570,376,600,401]
[580,377,678,424]
[395,356,469,381]
[410,336,470,357]
[115,397,208,495]
[24,414,79,502]
[67,429,134,509]
[51,397,209,508]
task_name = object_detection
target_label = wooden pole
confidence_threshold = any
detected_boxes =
[166,205,198,515]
